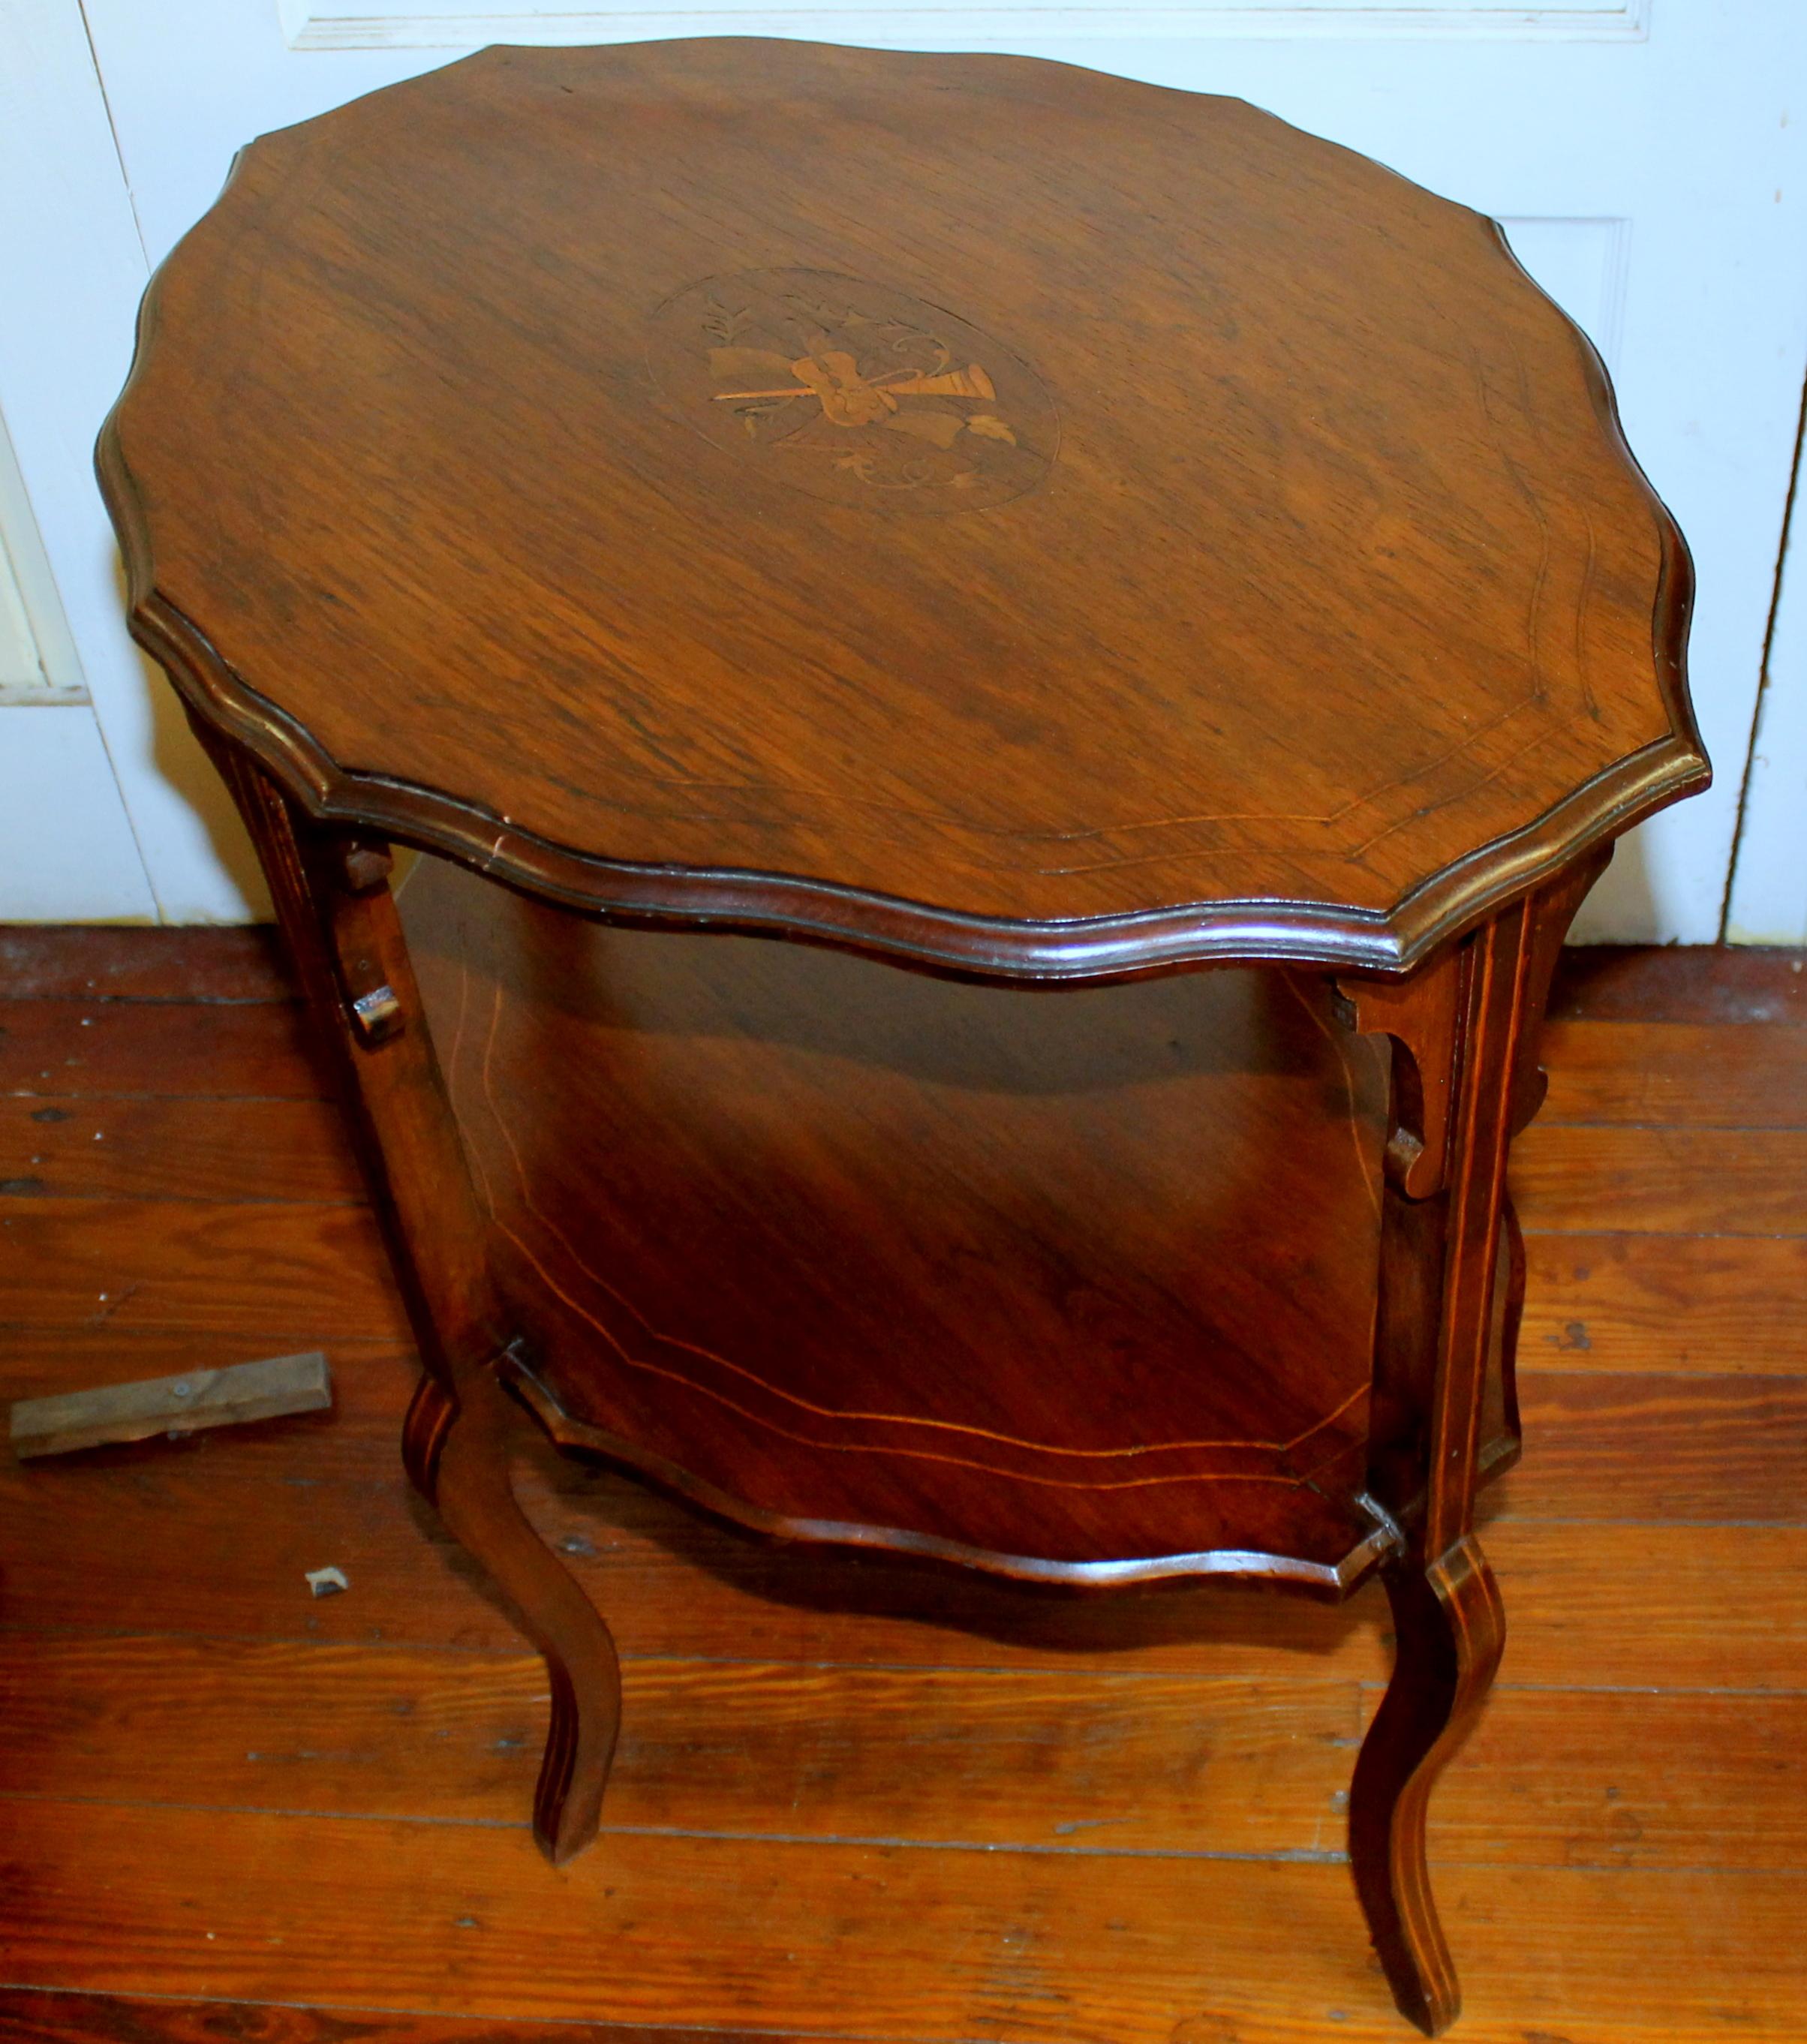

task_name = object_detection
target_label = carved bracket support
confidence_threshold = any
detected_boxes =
[322,837,406,1044]
[1335,948,1466,1201]
[188,712,504,1383]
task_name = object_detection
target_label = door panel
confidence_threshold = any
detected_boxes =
[280,0,1652,50]
[0,0,265,921]
[1725,425,1807,948]
[0,390,155,919]
[43,0,1807,936]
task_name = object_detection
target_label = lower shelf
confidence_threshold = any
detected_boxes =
[401,853,1395,1584]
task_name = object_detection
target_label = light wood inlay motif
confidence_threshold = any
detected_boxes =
[648,269,1056,513]
[398,852,1390,1575]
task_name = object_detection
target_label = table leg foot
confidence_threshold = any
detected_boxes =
[1348,1535,1505,2036]
[403,1368,622,1864]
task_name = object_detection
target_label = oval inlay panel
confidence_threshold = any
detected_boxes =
[648,268,1057,514]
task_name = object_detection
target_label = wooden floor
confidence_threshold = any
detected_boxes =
[2,928,1804,2044]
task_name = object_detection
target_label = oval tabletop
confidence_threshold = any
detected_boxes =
[101,38,1706,979]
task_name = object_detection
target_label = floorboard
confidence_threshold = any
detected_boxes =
[2,930,1804,2042]
[1546,943,1807,1025]
[4,1635,1802,1871]
[0,925,291,1002]
[1517,1231,1807,1374]
[0,1094,359,1205]
[1540,1017,1807,1125]
[0,999,327,1100]
[7,1802,1806,2042]
[0,1993,786,2044]
[1513,1123,1807,1234]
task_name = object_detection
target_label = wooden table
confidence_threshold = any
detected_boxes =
[98,38,1708,2036]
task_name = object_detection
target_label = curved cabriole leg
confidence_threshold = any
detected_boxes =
[1349,1535,1505,2036]
[404,1369,622,1864]
[196,739,623,1864]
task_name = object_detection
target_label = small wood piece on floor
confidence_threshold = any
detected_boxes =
[8,1351,332,1459]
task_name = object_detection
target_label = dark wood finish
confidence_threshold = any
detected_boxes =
[1350,1540,1505,2033]
[0,1093,358,1204]
[399,852,1394,1586]
[0,994,327,1098]
[404,1368,622,1862]
[198,741,622,1862]
[99,39,1703,981]
[0,921,294,1000]
[1548,942,1807,1024]
[86,38,1711,2035]
[1337,894,1553,2033]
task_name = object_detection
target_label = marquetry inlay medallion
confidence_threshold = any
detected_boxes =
[648,268,1057,513]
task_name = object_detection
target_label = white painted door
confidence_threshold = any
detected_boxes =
[0,389,157,921]
[5,0,1803,938]
[1725,416,1807,948]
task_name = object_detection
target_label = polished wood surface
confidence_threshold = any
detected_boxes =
[100,38,1705,978]
[87,42,1714,2029]
[2,929,1804,2043]
[398,851,1391,1582]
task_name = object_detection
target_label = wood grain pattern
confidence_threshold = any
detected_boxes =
[1512,1124,1807,1234]
[14,1192,1799,1372]
[99,39,1704,979]
[1519,1231,1807,1374]
[0,1991,768,2044]
[6,1801,1806,2042]
[0,1093,359,1205]
[5,1336,1785,1526]
[1547,944,1807,1025]
[77,31,1721,2015]
[2,930,1804,2042]
[10,1425,1802,1687]
[0,1197,410,1339]
[0,1636,1359,1855]
[400,852,1392,1582]
[0,924,292,1001]
[0,1431,1391,1676]
[8,1633,1801,1871]
[1510,1371,1807,1520]
[0,998,326,1099]
[1539,1018,1807,1125]
[8,1350,330,1459]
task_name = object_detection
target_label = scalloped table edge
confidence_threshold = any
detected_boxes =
[98,419,1709,986]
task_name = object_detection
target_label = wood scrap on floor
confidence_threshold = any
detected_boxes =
[8,1349,332,1459]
